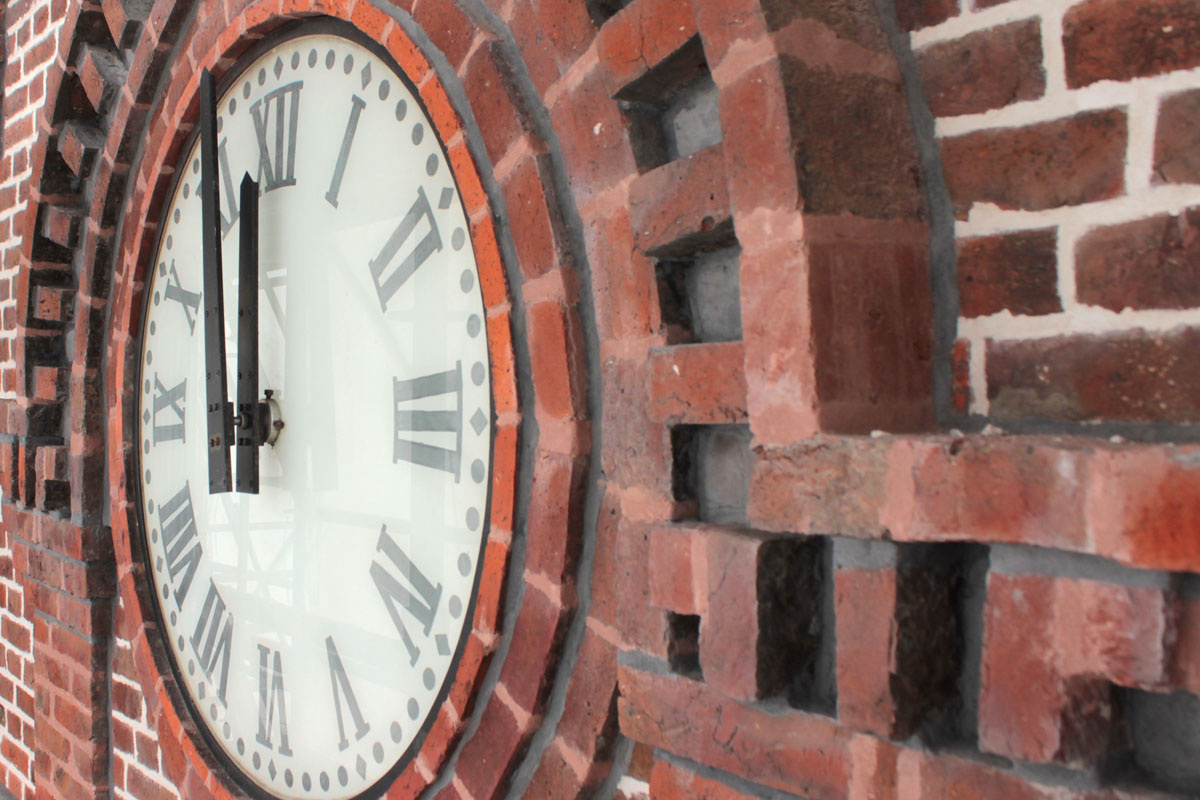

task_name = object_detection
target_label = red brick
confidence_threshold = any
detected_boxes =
[597,0,697,89]
[779,59,925,220]
[893,0,957,31]
[941,109,1127,215]
[717,61,798,217]
[951,338,971,416]
[809,231,934,433]
[583,205,658,342]
[455,697,525,799]
[550,66,638,208]
[501,153,563,281]
[1155,89,1200,185]
[649,758,758,799]
[525,740,585,798]
[647,342,746,425]
[1076,208,1200,311]
[600,358,671,495]
[505,1,564,95]
[835,567,898,737]
[412,0,476,70]
[918,20,1045,117]
[460,43,526,165]
[629,144,729,257]
[525,451,585,583]
[497,583,567,714]
[980,573,1168,766]
[618,666,852,799]
[987,327,1200,423]
[527,0,596,70]
[898,749,1059,800]
[699,529,764,702]
[527,299,583,422]
[648,525,703,614]
[556,628,617,761]
[1064,0,1200,88]
[958,228,1059,318]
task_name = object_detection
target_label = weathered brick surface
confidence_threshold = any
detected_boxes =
[958,229,1060,318]
[1076,208,1200,312]
[1155,88,1200,185]
[918,20,1045,118]
[1064,0,1200,88]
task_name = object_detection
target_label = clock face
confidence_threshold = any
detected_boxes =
[136,28,492,800]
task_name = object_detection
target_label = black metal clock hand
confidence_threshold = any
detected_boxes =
[235,173,261,493]
[200,69,234,494]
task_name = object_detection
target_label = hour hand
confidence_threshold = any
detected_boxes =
[200,69,234,493]
[235,173,262,493]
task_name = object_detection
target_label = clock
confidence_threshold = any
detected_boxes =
[134,22,492,800]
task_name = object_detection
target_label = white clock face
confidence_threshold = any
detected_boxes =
[137,29,492,799]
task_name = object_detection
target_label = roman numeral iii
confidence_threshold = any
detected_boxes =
[393,362,463,480]
[370,525,443,666]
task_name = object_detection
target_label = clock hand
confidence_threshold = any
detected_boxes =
[235,173,262,494]
[199,69,234,494]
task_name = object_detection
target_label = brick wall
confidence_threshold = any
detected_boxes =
[910,0,1200,428]
[0,1,1198,799]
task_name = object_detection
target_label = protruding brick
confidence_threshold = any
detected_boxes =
[647,342,746,425]
[629,144,730,258]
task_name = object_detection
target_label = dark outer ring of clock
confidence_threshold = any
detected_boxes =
[129,16,497,800]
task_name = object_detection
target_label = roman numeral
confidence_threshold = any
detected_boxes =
[152,375,187,444]
[164,261,200,334]
[393,362,462,480]
[158,482,202,606]
[191,580,234,705]
[218,139,240,238]
[326,94,366,208]
[369,186,442,312]
[256,644,293,756]
[250,81,303,193]
[370,525,442,666]
[325,636,369,751]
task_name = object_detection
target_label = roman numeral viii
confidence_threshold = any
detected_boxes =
[250,81,303,193]
[371,525,442,666]
[256,644,293,756]
[192,580,234,705]
[369,187,442,311]
[394,363,462,480]
[158,482,202,606]
[152,375,186,444]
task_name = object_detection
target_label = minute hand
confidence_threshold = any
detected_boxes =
[199,69,233,493]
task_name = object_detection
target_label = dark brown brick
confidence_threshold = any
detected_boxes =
[894,0,958,32]
[958,229,1060,318]
[918,20,1045,118]
[942,109,1126,215]
[1155,88,1200,185]
[1077,208,1200,312]
[987,327,1200,423]
[1064,0,1200,88]
[781,57,925,220]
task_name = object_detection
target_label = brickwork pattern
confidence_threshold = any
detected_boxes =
[908,0,1200,426]
[0,0,1199,799]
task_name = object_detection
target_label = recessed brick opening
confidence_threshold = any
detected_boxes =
[1105,688,1200,793]
[616,37,722,172]
[670,424,752,524]
[893,543,988,745]
[656,245,742,345]
[667,612,702,678]
[585,0,632,26]
[758,536,835,713]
